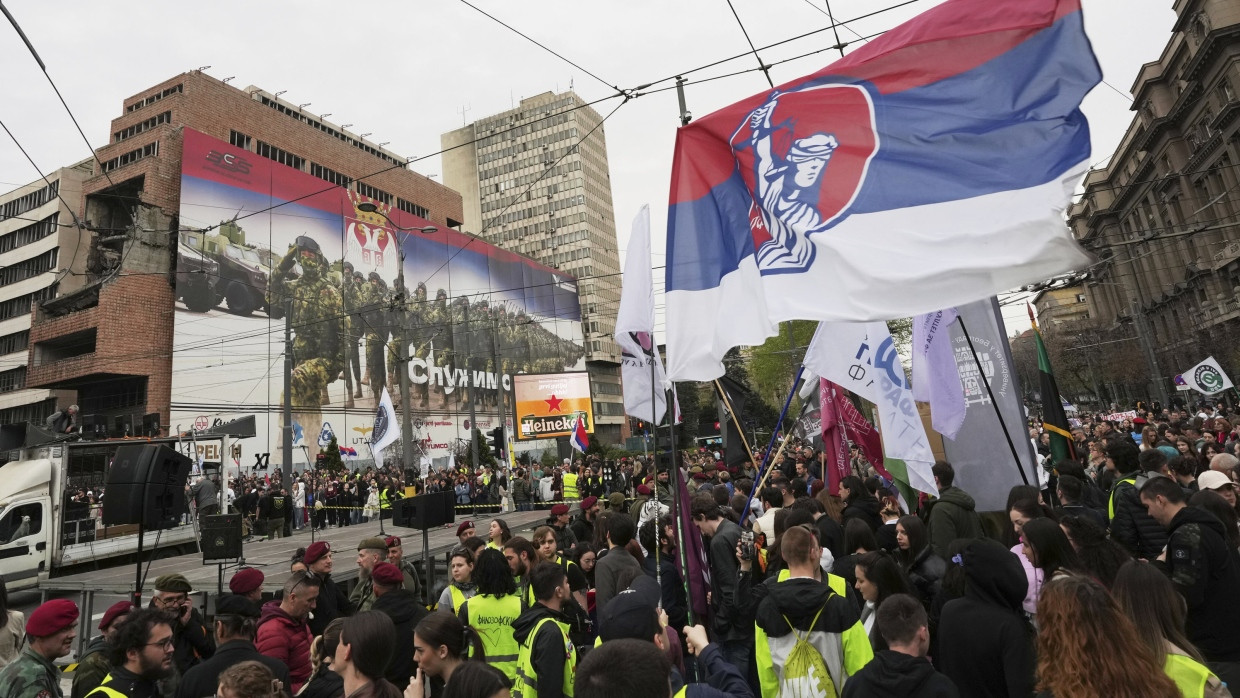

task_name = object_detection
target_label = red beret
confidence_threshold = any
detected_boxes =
[28,599,78,637]
[716,463,727,471]
[693,472,708,481]
[456,521,474,537]
[99,601,132,631]
[550,504,570,516]
[385,536,401,548]
[371,562,403,586]
[304,541,331,565]
[580,496,598,510]
[637,484,652,495]
[229,568,265,595]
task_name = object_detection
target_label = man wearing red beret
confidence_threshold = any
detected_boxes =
[228,568,265,603]
[570,497,600,548]
[545,504,577,553]
[71,601,131,698]
[370,562,427,690]
[304,541,351,637]
[0,598,78,698]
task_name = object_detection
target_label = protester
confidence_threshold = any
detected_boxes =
[438,548,478,613]
[386,536,423,601]
[152,574,214,676]
[335,612,403,698]
[1189,489,1240,550]
[1106,440,1169,559]
[84,608,176,698]
[1112,560,1230,698]
[351,537,391,613]
[73,601,132,698]
[834,519,879,594]
[854,551,914,651]
[1006,498,1047,617]
[256,572,320,693]
[177,595,290,698]
[842,593,959,698]
[457,549,521,683]
[437,662,511,698]
[406,612,481,698]
[839,476,882,532]
[372,562,429,690]
[575,543,598,589]
[502,537,538,606]
[575,629,752,698]
[1057,515,1130,588]
[1035,575,1178,698]
[457,521,476,547]
[485,519,512,551]
[305,541,352,637]
[216,661,284,698]
[638,517,688,634]
[924,461,984,559]
[894,516,944,611]
[229,568,265,603]
[571,497,600,545]
[512,562,578,698]
[593,512,643,616]
[0,598,78,698]
[300,618,345,698]
[0,580,22,669]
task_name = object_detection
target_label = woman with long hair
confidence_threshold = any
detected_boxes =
[1036,575,1179,698]
[833,518,879,596]
[1008,497,1049,616]
[335,611,403,698]
[440,662,511,698]
[302,618,346,698]
[839,475,882,532]
[894,515,944,610]
[485,519,511,551]
[406,612,484,698]
[1057,515,1131,589]
[217,661,284,698]
[574,543,597,589]
[456,550,519,683]
[854,551,914,651]
[437,549,477,613]
[0,578,24,667]
[1112,561,1229,698]
[1020,517,1083,624]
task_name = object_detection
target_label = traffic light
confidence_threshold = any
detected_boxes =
[488,427,505,460]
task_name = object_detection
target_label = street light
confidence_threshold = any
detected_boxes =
[355,201,436,477]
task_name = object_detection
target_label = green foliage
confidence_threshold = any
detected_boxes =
[541,449,559,469]
[470,428,497,467]
[320,436,345,473]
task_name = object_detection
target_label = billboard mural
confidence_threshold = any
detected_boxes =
[171,128,584,471]
[512,372,594,441]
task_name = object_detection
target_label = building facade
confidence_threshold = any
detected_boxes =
[1031,285,1091,330]
[1068,0,1240,399]
[441,91,627,444]
[0,161,93,425]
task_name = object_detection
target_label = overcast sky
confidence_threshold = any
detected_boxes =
[0,0,1173,337]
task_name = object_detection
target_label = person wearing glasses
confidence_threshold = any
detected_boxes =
[83,608,176,698]
[257,572,321,694]
[151,575,214,677]
[175,595,290,698]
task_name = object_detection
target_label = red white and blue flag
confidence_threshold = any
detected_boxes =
[665,0,1100,380]
[569,415,590,453]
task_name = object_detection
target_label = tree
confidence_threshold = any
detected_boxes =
[320,436,345,474]
[468,428,497,468]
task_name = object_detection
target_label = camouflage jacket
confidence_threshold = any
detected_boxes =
[70,637,110,698]
[0,647,62,698]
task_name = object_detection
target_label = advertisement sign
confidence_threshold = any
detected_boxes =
[171,128,584,466]
[512,372,594,441]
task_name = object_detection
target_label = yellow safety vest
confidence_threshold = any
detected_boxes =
[462,594,522,683]
[776,568,849,597]
[379,488,391,510]
[447,584,468,612]
[562,473,579,499]
[1165,652,1218,698]
[753,587,873,698]
[84,673,125,698]
[513,615,576,698]
[1108,474,1138,520]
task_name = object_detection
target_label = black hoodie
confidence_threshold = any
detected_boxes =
[1155,504,1240,662]
[373,588,429,689]
[842,650,960,698]
[936,539,1034,698]
[512,603,574,698]
[842,497,883,532]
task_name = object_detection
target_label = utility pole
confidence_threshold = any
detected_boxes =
[1130,297,1170,408]
[396,250,415,475]
[467,301,479,470]
[282,297,293,485]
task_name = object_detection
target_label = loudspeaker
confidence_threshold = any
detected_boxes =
[112,414,133,438]
[395,492,456,530]
[200,513,243,560]
[142,413,161,438]
[81,415,108,441]
[101,444,192,529]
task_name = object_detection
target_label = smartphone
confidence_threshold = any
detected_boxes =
[739,529,755,561]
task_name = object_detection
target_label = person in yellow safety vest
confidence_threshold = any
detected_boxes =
[503,537,540,610]
[83,608,177,698]
[438,548,478,613]
[512,561,578,698]
[751,527,873,697]
[533,526,591,610]
[562,466,580,501]
[457,549,523,684]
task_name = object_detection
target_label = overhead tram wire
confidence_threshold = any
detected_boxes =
[725,0,775,88]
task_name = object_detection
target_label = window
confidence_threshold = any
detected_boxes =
[100,141,159,173]
[1,181,58,221]
[355,182,392,206]
[397,198,429,219]
[0,331,29,356]
[0,212,58,253]
[255,141,304,170]
[0,502,41,544]
[0,249,57,286]
[125,84,182,113]
[0,367,25,393]
[0,284,57,321]
[310,163,351,188]
[0,397,55,427]
[114,111,171,143]
[229,130,252,150]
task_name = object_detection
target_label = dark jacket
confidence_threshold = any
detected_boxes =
[548,521,578,551]
[1054,504,1106,531]
[876,522,899,553]
[754,577,873,690]
[71,636,112,698]
[593,546,643,616]
[512,604,575,698]
[309,573,352,637]
[569,514,595,549]
[905,547,947,610]
[167,607,214,674]
[88,665,161,698]
[298,668,343,698]
[842,650,961,698]
[707,518,746,641]
[815,515,845,560]
[643,552,688,634]
[842,498,883,532]
[372,589,428,690]
[1154,505,1240,663]
[176,639,291,698]
[924,487,983,559]
[1108,473,1168,559]
[681,642,756,698]
[256,602,313,693]
[937,541,1034,698]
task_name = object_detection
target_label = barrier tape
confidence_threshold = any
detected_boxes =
[296,498,632,512]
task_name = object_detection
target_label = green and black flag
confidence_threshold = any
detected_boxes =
[1029,303,1076,466]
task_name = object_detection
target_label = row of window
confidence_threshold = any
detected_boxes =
[481,160,582,192]
[0,249,57,287]
[478,128,579,165]
[0,397,54,427]
[310,162,351,189]
[100,142,158,174]
[593,401,626,417]
[0,212,58,254]
[126,84,182,113]
[592,381,623,396]
[0,331,29,356]
[255,140,304,170]
[114,110,171,143]
[356,182,391,206]
[397,198,429,219]
[478,108,575,140]
[1,180,58,222]
[0,284,57,322]
[0,367,26,393]
[257,96,405,169]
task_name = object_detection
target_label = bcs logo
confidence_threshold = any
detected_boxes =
[205,150,252,174]
[729,82,879,275]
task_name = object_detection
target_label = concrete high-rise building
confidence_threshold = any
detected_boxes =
[0,160,92,425]
[441,91,626,444]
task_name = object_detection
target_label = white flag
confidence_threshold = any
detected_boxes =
[804,321,938,497]
[1182,356,1234,395]
[912,308,966,440]
[616,206,678,424]
[370,388,400,461]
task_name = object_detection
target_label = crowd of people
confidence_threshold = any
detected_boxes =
[7,400,1240,698]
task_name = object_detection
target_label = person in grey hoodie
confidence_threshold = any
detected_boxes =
[924,462,983,559]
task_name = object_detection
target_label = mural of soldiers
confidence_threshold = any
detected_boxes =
[340,263,365,406]
[386,277,410,406]
[362,272,391,399]
[450,296,472,407]
[409,282,431,406]
[428,289,453,408]
[268,235,344,412]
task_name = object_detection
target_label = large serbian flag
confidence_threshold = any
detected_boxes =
[569,415,590,453]
[665,0,1100,381]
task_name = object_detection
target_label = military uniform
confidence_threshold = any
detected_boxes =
[362,274,390,399]
[0,647,62,698]
[268,239,344,410]
[341,267,365,402]
[70,637,111,698]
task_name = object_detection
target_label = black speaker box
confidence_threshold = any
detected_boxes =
[142,413,161,438]
[200,513,243,560]
[112,414,133,438]
[101,444,192,529]
[81,415,108,441]
[395,491,456,530]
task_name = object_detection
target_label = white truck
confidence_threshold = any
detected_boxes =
[0,433,227,592]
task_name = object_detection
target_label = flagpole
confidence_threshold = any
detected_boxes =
[738,365,804,523]
[665,385,696,629]
[956,317,1030,486]
[649,345,663,608]
[714,379,759,468]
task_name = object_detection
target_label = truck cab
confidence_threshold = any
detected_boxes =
[0,459,53,590]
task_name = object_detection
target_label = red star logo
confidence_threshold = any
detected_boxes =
[545,394,563,412]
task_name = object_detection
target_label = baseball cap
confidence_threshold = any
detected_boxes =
[598,576,662,641]
[1198,470,1235,491]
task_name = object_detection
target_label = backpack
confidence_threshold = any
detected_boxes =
[779,601,838,698]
